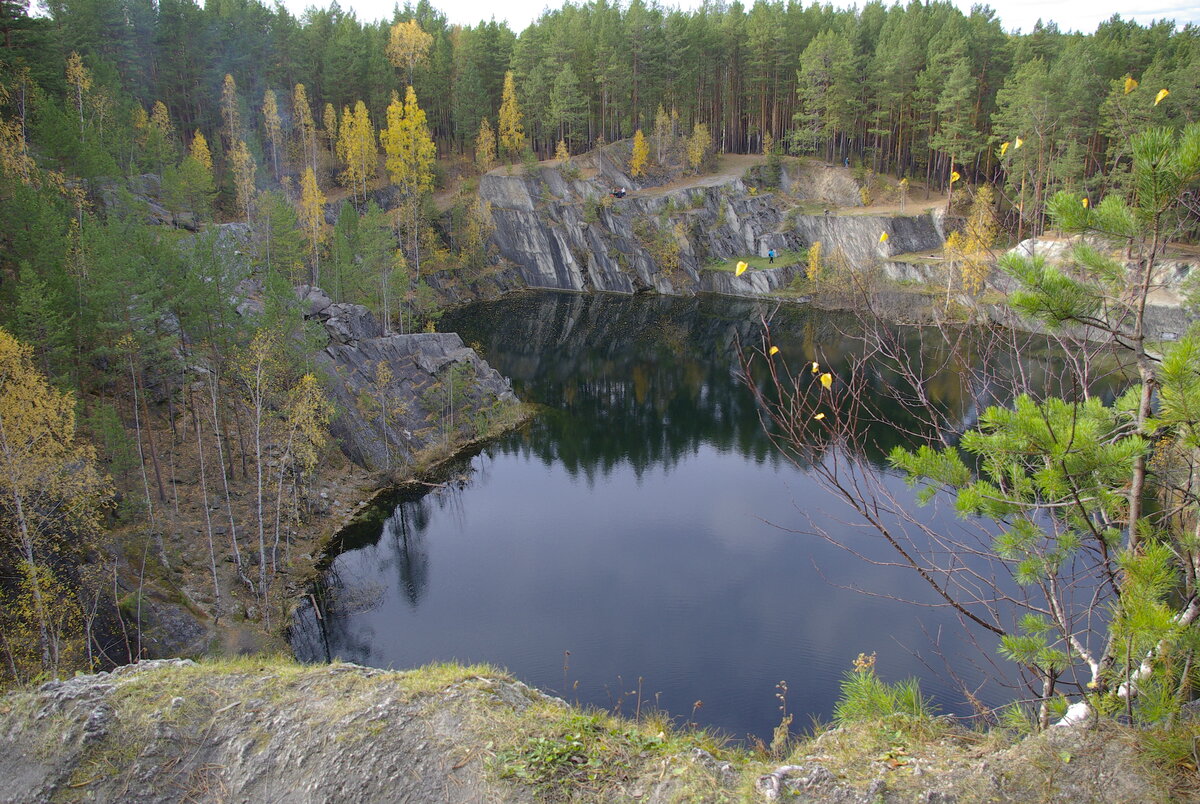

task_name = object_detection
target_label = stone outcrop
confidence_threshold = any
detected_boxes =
[0,659,1172,804]
[292,286,520,471]
[0,660,545,804]
[699,264,802,297]
[93,173,199,231]
[479,165,944,297]
[995,238,1199,341]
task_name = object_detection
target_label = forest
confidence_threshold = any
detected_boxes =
[1,0,1199,724]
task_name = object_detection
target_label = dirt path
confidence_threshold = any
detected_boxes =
[629,152,951,215]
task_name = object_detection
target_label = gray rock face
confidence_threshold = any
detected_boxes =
[480,166,944,297]
[481,169,802,294]
[998,238,1199,341]
[312,317,518,470]
[227,284,519,472]
[0,660,545,804]
[790,209,946,267]
[700,264,801,297]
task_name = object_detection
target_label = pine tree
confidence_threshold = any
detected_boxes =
[253,190,305,281]
[549,63,586,145]
[792,30,855,159]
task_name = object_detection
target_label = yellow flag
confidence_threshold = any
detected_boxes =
[1000,141,1010,156]
[950,170,961,184]
[1155,88,1169,106]
[1014,137,1023,150]
[1124,75,1138,95]
[735,261,748,276]
[879,231,889,243]
[1081,197,1089,208]
[813,412,825,421]
[768,346,780,356]
[810,361,819,374]
[820,372,832,389]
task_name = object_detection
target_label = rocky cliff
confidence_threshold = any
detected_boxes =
[479,164,945,296]
[291,286,521,472]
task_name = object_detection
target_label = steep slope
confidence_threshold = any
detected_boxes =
[479,162,944,297]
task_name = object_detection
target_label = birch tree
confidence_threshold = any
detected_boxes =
[0,328,110,681]
[498,71,524,162]
[297,166,326,285]
[262,89,282,179]
[381,87,435,280]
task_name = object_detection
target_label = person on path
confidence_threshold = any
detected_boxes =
[768,248,775,264]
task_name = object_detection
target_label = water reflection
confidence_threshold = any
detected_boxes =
[291,291,1123,739]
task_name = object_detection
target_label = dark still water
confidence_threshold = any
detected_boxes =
[292,292,1073,739]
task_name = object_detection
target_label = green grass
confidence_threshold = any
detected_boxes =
[887,250,945,265]
[705,250,804,272]
[489,706,733,801]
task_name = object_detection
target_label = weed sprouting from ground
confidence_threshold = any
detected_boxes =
[833,652,935,727]
[491,707,729,800]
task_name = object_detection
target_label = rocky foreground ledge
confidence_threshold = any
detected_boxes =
[0,659,1179,803]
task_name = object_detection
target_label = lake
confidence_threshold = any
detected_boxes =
[291,291,1087,740]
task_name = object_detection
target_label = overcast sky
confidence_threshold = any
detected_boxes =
[280,0,1200,35]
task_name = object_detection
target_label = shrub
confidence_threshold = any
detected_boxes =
[833,653,934,725]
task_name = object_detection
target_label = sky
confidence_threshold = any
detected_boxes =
[279,0,1200,35]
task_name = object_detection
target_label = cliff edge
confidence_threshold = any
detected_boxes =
[0,659,1181,803]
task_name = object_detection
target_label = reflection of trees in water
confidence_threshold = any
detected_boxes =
[384,502,431,608]
[446,292,1129,475]
[290,563,384,664]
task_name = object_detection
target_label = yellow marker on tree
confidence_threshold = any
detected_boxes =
[1155,88,1170,106]
[735,261,748,276]
[820,372,832,389]
[1014,137,1023,149]
[813,413,825,421]
[1082,197,1089,208]
[879,231,889,243]
[999,141,1010,156]
[768,346,780,356]
[810,361,819,374]
[950,170,961,184]
[1124,75,1138,94]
